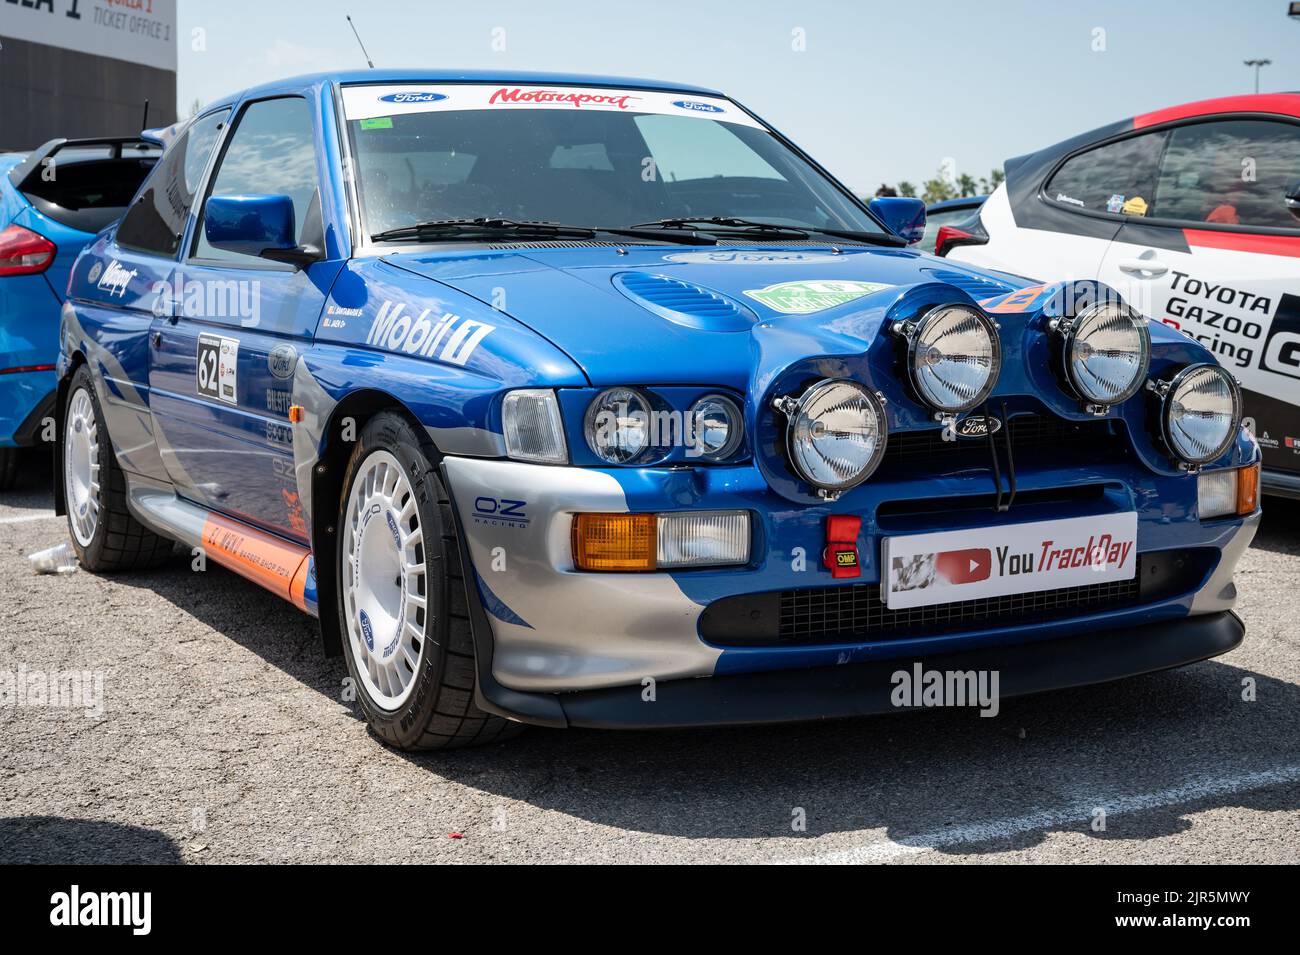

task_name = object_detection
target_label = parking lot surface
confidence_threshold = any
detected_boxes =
[2,457,1297,864]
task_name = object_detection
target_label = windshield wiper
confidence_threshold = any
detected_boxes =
[370,217,714,245]
[632,216,905,246]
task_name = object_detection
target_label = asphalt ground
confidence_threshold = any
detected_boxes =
[1,452,1297,864]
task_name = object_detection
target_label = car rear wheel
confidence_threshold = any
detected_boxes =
[336,411,522,750]
[63,365,174,571]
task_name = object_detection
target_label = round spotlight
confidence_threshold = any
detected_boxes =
[585,387,651,464]
[776,379,888,494]
[1160,364,1241,466]
[688,394,743,460]
[1061,301,1151,406]
[903,304,1001,413]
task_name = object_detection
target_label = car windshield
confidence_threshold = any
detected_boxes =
[341,83,883,240]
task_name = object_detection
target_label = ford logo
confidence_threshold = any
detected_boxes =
[379,92,447,104]
[955,415,1002,439]
[359,609,375,651]
[672,99,723,114]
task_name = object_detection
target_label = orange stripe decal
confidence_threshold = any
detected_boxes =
[200,512,311,601]
[982,284,1049,313]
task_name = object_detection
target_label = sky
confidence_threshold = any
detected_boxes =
[176,0,1300,196]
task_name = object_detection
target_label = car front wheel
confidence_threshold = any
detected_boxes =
[336,411,522,750]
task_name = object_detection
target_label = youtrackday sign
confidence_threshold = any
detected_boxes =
[1,0,177,72]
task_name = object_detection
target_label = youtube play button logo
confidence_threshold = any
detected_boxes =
[936,547,992,585]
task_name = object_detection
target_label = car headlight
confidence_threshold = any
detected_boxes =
[895,304,1001,413]
[772,378,888,497]
[584,387,651,464]
[688,394,743,460]
[1058,301,1151,407]
[502,389,568,464]
[1156,364,1242,466]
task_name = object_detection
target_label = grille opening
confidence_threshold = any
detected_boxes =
[879,414,1124,474]
[877,484,1109,526]
[699,550,1214,648]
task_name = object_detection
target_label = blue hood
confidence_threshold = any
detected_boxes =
[382,244,1024,388]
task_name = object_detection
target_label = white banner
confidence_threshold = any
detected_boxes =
[881,512,1138,609]
[1,0,177,71]
[340,83,763,128]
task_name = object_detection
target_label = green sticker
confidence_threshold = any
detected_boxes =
[360,117,393,130]
[742,279,893,314]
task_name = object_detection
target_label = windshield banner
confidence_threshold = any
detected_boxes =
[341,84,764,128]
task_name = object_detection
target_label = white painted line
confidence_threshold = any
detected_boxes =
[0,512,60,525]
[785,764,1300,864]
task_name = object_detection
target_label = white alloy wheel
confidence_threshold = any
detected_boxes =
[65,386,101,547]
[341,449,428,711]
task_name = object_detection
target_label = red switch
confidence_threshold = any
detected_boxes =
[823,515,861,579]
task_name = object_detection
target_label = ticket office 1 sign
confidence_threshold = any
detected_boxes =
[2,0,178,72]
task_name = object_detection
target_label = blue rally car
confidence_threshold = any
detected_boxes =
[56,71,1260,749]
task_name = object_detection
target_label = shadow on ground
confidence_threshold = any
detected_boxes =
[0,816,182,864]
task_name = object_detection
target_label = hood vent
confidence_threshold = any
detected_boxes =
[614,272,758,332]
[922,267,1013,301]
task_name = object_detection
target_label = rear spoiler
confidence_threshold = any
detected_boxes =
[7,136,162,192]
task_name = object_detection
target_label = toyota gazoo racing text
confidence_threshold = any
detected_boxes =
[56,71,1260,749]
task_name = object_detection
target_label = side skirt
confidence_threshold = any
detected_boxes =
[126,477,318,616]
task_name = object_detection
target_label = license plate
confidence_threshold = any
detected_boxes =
[881,512,1137,610]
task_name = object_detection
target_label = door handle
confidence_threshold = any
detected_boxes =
[1117,258,1169,277]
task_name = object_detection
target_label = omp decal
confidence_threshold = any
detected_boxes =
[365,300,494,365]
[96,259,137,297]
[200,510,311,604]
[980,284,1049,313]
[742,280,892,314]
[1184,229,1300,259]
[474,571,533,629]
[196,333,239,404]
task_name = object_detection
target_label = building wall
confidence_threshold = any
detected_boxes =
[0,36,177,151]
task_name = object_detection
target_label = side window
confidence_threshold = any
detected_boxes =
[1045,131,1167,217]
[1154,120,1300,230]
[116,110,229,256]
[193,97,323,264]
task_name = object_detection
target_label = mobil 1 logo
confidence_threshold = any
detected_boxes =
[197,333,240,404]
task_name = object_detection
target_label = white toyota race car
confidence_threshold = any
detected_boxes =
[941,94,1300,498]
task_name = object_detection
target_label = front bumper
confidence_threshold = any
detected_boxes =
[442,452,1258,711]
[551,610,1244,729]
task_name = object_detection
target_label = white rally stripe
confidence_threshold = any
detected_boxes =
[0,512,60,525]
[785,764,1300,864]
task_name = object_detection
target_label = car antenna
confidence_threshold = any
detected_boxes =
[346,15,375,69]
[141,98,149,130]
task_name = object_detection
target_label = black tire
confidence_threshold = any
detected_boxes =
[0,447,18,492]
[336,411,523,751]
[63,365,174,572]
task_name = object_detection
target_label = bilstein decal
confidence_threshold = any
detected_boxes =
[742,279,892,314]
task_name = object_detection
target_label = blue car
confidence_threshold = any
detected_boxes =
[57,71,1259,749]
[0,137,160,489]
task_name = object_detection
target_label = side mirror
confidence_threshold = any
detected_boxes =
[204,194,320,267]
[868,196,927,246]
[1287,179,1300,223]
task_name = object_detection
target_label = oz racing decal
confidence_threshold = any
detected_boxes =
[365,300,494,365]
[196,333,239,404]
[742,279,892,314]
